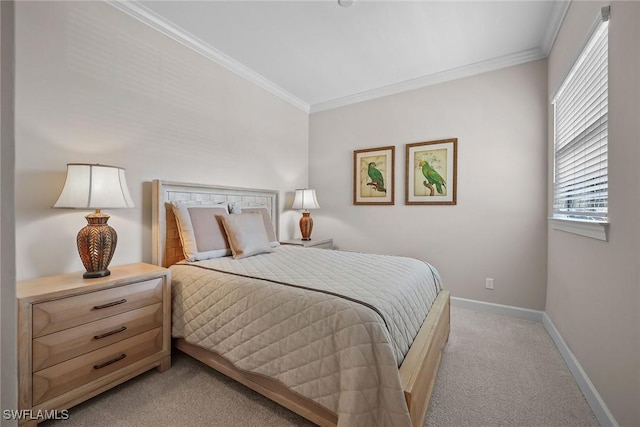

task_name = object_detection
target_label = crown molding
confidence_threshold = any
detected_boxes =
[107,0,554,115]
[107,0,310,113]
[309,47,546,113]
[541,0,571,55]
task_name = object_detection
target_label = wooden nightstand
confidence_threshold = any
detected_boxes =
[281,238,333,249]
[17,263,171,425]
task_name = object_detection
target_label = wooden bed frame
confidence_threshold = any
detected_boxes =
[152,180,450,427]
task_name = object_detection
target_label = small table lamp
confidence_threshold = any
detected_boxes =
[53,163,134,278]
[292,189,320,241]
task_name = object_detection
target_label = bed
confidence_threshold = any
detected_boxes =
[151,180,450,427]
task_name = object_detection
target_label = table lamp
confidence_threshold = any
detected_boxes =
[53,163,134,278]
[292,189,320,241]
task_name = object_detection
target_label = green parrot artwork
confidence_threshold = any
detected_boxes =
[367,162,386,193]
[419,160,446,196]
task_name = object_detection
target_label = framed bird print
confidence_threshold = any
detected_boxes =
[405,138,457,205]
[353,146,395,205]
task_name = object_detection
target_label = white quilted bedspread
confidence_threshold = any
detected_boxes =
[171,245,442,427]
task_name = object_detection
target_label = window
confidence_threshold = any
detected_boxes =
[552,12,609,223]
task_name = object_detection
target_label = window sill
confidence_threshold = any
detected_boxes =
[549,217,609,241]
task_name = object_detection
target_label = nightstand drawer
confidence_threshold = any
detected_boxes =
[32,327,163,405]
[32,303,163,372]
[32,278,163,338]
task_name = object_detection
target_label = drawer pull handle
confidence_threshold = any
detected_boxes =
[93,353,126,370]
[94,326,127,340]
[93,299,127,310]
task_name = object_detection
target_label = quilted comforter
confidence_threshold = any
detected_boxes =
[171,245,442,427]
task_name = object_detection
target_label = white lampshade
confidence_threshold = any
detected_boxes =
[53,163,134,209]
[292,189,320,210]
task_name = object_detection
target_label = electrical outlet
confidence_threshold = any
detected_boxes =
[485,278,494,290]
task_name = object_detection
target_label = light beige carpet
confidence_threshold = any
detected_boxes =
[43,307,599,427]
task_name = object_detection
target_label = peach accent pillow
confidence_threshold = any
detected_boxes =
[220,213,274,259]
[171,202,230,261]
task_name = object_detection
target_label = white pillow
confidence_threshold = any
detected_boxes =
[220,213,274,259]
[234,206,279,248]
[171,202,231,261]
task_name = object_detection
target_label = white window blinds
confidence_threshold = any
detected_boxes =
[553,16,609,221]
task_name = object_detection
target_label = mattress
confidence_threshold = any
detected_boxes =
[171,245,442,427]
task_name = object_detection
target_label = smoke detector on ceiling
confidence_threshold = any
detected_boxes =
[338,0,354,7]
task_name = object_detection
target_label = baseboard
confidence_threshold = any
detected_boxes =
[542,313,619,427]
[450,297,544,322]
[451,297,619,427]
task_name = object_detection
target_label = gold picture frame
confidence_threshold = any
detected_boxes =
[353,146,395,205]
[405,138,457,205]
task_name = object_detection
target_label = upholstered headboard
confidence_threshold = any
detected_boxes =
[151,180,279,268]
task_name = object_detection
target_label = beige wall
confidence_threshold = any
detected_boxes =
[14,1,309,280]
[11,1,639,424]
[546,2,640,426]
[1,1,17,423]
[309,60,548,310]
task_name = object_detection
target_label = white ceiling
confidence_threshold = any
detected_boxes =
[113,1,569,112]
